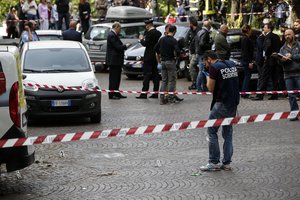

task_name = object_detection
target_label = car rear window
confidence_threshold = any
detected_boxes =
[38,35,62,40]
[24,48,91,73]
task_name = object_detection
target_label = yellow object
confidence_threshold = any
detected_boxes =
[203,0,215,15]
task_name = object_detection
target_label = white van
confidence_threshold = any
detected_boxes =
[0,45,35,172]
[21,41,102,123]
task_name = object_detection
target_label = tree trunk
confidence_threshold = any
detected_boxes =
[230,0,238,21]
[292,0,300,19]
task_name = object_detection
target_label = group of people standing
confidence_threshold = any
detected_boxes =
[6,0,92,39]
[106,20,184,104]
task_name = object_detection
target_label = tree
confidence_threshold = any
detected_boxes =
[0,0,18,22]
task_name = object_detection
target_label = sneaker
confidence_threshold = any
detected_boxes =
[221,164,232,171]
[200,163,221,171]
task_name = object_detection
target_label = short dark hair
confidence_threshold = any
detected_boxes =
[168,25,177,33]
[165,23,171,31]
[189,16,198,26]
[241,24,251,34]
[203,50,218,60]
[264,23,274,31]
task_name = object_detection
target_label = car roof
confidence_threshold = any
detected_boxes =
[92,22,148,28]
[106,6,152,20]
[35,30,62,36]
[26,40,83,50]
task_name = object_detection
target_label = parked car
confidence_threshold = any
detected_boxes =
[227,28,261,90]
[35,30,62,40]
[21,41,102,123]
[82,6,163,72]
[123,22,220,79]
[0,45,35,172]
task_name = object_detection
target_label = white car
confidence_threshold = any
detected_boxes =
[22,40,102,123]
[0,45,35,172]
[35,30,62,41]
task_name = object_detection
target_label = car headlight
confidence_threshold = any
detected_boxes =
[82,79,99,89]
[23,80,39,92]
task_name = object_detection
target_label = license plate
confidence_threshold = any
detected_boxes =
[251,73,259,80]
[132,64,142,68]
[89,45,99,50]
[51,100,71,107]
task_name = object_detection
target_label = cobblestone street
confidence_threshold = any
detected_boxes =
[1,73,300,200]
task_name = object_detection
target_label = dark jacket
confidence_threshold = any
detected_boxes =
[214,31,230,60]
[62,29,82,42]
[155,35,180,61]
[106,30,127,66]
[185,26,200,54]
[255,33,265,66]
[241,35,254,63]
[263,32,281,58]
[79,2,91,21]
[195,27,212,55]
[140,28,161,63]
[55,0,69,14]
[279,41,300,79]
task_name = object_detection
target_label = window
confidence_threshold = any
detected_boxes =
[24,48,91,73]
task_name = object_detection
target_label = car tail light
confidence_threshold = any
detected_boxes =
[0,71,6,96]
[9,81,20,128]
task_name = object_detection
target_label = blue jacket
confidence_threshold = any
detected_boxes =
[62,29,82,43]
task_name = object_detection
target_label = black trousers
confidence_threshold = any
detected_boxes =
[141,62,160,93]
[257,57,279,96]
[109,65,122,97]
[6,27,18,39]
[81,19,90,35]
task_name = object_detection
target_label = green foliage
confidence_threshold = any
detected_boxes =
[158,0,176,18]
[0,0,18,21]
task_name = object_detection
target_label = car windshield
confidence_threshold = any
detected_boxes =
[156,25,189,40]
[85,25,146,40]
[38,35,62,40]
[24,48,91,73]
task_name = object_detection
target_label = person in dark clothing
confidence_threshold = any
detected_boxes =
[16,0,26,37]
[106,22,130,100]
[195,19,212,92]
[255,29,265,90]
[240,24,254,98]
[55,0,70,30]
[155,25,181,105]
[279,29,300,121]
[78,0,91,35]
[62,20,82,42]
[6,6,19,39]
[293,19,300,41]
[252,23,281,101]
[185,17,200,90]
[136,19,162,99]
[200,51,240,172]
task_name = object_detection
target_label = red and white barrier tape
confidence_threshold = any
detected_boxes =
[91,61,143,65]
[23,83,300,95]
[0,110,298,149]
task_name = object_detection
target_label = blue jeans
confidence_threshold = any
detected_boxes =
[285,76,300,111]
[196,55,207,92]
[242,61,252,92]
[207,102,237,165]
